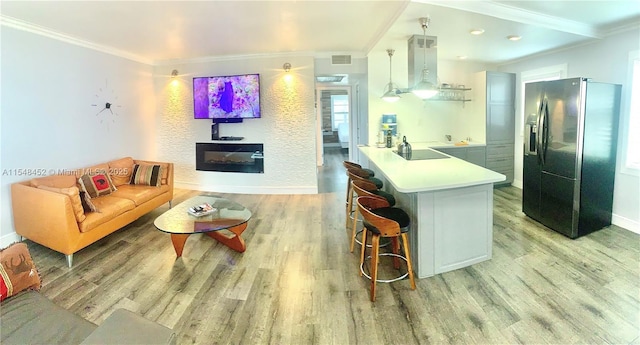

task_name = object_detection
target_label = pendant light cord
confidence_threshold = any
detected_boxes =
[387,49,394,84]
[422,24,427,71]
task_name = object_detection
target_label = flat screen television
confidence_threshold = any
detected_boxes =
[193,73,261,120]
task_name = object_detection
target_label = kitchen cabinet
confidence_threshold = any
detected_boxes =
[475,71,516,185]
[358,146,504,278]
[435,146,486,167]
[467,147,487,167]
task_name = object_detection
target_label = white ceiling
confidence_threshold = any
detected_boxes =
[1,0,639,64]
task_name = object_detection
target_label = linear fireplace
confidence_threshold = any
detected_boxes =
[196,143,264,173]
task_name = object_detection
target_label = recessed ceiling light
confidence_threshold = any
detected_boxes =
[470,29,485,35]
[457,55,468,60]
[507,35,522,41]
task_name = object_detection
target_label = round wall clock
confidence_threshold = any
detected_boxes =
[91,79,121,127]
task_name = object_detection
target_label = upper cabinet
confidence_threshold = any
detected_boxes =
[476,71,516,185]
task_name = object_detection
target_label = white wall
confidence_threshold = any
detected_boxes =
[0,27,157,246]
[154,55,318,194]
[498,28,640,232]
[367,43,494,147]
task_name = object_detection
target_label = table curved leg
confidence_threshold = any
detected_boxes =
[205,223,248,253]
[171,234,190,257]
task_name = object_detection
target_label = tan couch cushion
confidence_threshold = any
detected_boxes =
[79,196,135,233]
[82,163,110,177]
[108,157,134,186]
[36,185,86,223]
[30,175,77,189]
[110,185,168,206]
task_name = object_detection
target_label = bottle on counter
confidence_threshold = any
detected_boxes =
[386,130,392,148]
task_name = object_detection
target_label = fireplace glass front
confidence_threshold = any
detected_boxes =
[196,143,264,173]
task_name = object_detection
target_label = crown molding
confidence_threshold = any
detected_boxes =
[0,15,154,65]
[496,23,640,67]
[496,38,597,67]
[154,51,319,66]
[600,20,640,37]
[414,0,602,39]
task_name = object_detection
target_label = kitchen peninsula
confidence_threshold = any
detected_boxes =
[358,143,505,278]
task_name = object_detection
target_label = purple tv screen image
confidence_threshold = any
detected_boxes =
[193,74,261,119]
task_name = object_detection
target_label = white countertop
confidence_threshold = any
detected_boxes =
[359,145,505,193]
[414,141,486,149]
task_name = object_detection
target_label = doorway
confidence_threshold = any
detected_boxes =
[315,86,351,166]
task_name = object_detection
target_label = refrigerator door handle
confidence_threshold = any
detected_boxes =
[541,100,550,164]
[537,99,545,165]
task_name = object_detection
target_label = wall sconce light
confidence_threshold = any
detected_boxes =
[171,69,179,78]
[283,63,292,73]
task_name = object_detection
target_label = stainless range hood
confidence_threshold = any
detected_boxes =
[408,34,438,87]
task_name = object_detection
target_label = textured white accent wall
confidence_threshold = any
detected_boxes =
[0,27,156,245]
[154,56,318,194]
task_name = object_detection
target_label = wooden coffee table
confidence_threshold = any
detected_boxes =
[154,195,252,257]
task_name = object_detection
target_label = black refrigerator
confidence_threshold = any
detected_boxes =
[522,77,621,239]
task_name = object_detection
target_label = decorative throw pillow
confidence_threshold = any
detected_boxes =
[36,185,86,223]
[0,243,41,302]
[79,191,97,213]
[130,164,163,186]
[78,171,117,198]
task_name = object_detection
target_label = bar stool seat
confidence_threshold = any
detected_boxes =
[345,165,383,189]
[357,196,416,302]
[371,190,396,207]
[365,207,410,232]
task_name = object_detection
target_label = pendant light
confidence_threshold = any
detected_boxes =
[411,17,439,99]
[381,49,401,102]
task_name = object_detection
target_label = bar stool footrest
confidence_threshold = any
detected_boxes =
[360,253,409,283]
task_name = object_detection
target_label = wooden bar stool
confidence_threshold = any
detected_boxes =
[356,196,416,302]
[342,161,374,212]
[349,178,395,252]
[343,165,383,229]
[343,161,375,177]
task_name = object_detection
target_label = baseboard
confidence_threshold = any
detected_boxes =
[504,183,637,234]
[612,214,640,234]
[175,182,318,195]
[0,232,22,248]
[512,178,523,189]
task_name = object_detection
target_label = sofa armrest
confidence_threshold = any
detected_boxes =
[10,183,81,254]
[80,309,176,345]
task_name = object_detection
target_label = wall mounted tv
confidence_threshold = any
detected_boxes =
[193,73,261,121]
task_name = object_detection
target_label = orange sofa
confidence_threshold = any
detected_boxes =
[10,157,173,267]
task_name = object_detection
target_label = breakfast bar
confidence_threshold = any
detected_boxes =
[358,143,505,279]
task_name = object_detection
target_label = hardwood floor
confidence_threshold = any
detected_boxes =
[26,148,639,344]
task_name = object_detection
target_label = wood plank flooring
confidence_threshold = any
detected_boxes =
[24,148,640,344]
